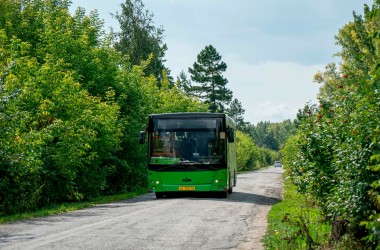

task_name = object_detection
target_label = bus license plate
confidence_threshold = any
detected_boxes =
[179,186,195,191]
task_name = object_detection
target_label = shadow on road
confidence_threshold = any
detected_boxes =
[160,191,280,205]
[227,191,280,205]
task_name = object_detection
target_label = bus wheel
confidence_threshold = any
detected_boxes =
[220,191,228,198]
[228,187,233,194]
[155,192,164,199]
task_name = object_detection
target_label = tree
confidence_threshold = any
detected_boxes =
[115,0,170,82]
[159,72,207,113]
[176,70,192,95]
[226,98,245,130]
[283,2,380,246]
[188,45,233,113]
[0,0,155,213]
[0,35,121,213]
[243,120,296,151]
[236,131,256,171]
[236,131,279,171]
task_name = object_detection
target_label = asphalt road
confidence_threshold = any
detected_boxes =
[0,166,284,250]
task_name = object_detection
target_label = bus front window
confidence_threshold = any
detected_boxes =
[149,121,225,165]
[151,131,175,158]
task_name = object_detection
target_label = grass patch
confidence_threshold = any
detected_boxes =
[263,178,331,249]
[0,189,147,224]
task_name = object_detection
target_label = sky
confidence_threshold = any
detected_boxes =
[70,0,372,124]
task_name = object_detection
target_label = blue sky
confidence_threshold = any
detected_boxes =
[70,0,372,124]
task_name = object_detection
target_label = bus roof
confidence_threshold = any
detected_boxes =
[149,112,236,127]
[150,112,225,119]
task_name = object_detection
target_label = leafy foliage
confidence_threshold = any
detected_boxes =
[226,98,246,130]
[283,1,380,247]
[264,178,332,249]
[0,0,205,215]
[176,70,192,95]
[236,131,278,171]
[244,120,296,151]
[115,0,170,83]
[0,33,121,213]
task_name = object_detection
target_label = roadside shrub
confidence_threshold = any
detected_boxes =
[236,131,279,171]
[236,131,256,171]
[284,2,380,247]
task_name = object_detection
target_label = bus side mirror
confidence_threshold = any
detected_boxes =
[227,128,235,143]
[139,131,146,144]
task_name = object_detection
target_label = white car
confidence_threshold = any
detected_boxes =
[274,161,282,167]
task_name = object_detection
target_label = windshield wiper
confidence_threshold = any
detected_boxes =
[181,161,220,170]
[197,162,219,170]
[156,161,219,171]
[156,163,185,171]
[178,160,198,165]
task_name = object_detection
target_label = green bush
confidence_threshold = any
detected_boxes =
[236,131,278,171]
[283,2,380,247]
[0,0,206,215]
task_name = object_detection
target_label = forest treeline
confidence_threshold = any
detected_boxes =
[281,1,380,247]
[237,120,296,172]
[0,0,294,215]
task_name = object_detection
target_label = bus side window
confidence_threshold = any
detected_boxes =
[227,128,235,143]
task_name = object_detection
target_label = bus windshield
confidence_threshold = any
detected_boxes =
[149,118,226,165]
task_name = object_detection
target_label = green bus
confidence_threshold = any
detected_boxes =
[139,112,237,198]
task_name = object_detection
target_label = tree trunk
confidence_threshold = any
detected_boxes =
[330,216,348,242]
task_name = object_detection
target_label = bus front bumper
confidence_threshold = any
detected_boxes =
[151,184,227,192]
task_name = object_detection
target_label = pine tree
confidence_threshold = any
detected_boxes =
[188,45,232,113]
[115,0,170,82]
[226,98,245,130]
[176,70,192,94]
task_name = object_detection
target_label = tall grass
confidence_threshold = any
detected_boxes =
[263,178,331,249]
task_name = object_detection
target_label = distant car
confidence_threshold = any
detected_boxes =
[274,161,282,167]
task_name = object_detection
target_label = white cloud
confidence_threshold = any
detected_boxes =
[253,102,299,123]
[224,60,324,124]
